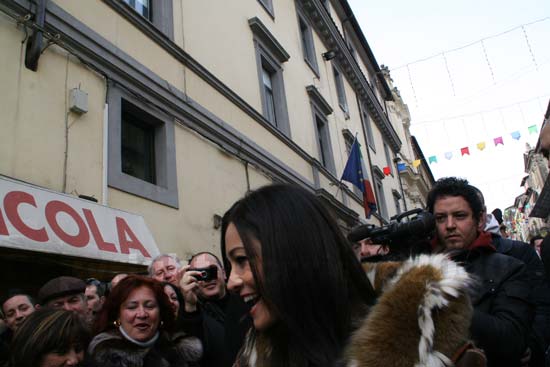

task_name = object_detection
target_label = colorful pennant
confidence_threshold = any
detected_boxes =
[494,137,504,146]
[429,156,437,164]
[397,163,407,172]
[511,131,521,140]
[477,142,486,151]
[383,166,391,176]
[445,152,453,160]
[413,159,421,168]
[461,147,470,156]
[528,125,538,134]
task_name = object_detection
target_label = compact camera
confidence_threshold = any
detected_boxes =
[189,266,218,282]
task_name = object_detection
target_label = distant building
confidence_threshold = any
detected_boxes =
[519,99,550,240]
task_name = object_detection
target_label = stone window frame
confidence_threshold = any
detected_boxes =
[307,85,335,175]
[333,64,349,115]
[384,142,394,177]
[360,104,376,152]
[373,166,388,220]
[296,10,319,76]
[116,0,174,40]
[392,189,402,215]
[249,17,291,137]
[107,84,178,208]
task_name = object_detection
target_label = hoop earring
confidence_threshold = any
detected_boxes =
[113,320,121,327]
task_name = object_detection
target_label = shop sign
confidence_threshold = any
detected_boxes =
[0,176,160,264]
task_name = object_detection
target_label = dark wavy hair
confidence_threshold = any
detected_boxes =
[95,275,175,334]
[221,184,375,366]
[426,177,484,223]
[10,308,90,367]
[162,282,185,320]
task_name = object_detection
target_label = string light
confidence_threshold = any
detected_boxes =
[390,17,549,71]
[413,93,550,125]
[442,52,456,96]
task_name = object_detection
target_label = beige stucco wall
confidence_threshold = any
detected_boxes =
[0,18,105,199]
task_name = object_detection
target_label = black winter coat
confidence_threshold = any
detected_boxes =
[492,235,550,367]
[454,247,533,367]
[180,292,251,367]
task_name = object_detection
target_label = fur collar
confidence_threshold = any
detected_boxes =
[345,254,472,367]
[88,329,202,367]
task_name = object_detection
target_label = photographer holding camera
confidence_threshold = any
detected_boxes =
[179,251,250,367]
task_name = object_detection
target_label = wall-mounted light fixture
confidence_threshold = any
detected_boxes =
[322,50,337,61]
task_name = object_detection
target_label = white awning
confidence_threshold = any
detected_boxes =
[0,175,160,265]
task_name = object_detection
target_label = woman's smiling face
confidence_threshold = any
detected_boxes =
[225,222,276,331]
[119,286,160,341]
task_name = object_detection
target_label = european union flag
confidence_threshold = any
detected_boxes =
[341,138,365,193]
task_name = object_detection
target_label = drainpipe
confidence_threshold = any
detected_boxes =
[102,103,109,206]
[25,0,47,71]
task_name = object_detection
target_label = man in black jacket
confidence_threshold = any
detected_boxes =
[474,186,550,366]
[179,251,250,367]
[0,290,36,365]
[427,177,533,367]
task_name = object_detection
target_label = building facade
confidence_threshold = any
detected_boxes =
[0,0,428,287]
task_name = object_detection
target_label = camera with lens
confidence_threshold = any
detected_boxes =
[189,266,218,282]
[347,208,435,261]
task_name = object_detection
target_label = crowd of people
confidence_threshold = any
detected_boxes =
[0,179,549,367]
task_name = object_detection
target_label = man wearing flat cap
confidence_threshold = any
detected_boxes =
[37,276,88,317]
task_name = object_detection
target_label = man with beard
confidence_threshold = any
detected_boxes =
[427,177,533,367]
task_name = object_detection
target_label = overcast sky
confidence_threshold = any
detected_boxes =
[347,0,550,213]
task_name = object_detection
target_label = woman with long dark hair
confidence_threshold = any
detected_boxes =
[222,184,476,367]
[222,184,375,366]
[87,275,202,367]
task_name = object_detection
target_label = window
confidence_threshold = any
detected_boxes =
[344,30,356,61]
[375,179,388,219]
[119,0,174,39]
[249,17,291,136]
[315,114,334,173]
[122,0,150,20]
[261,66,277,125]
[307,85,335,174]
[108,86,178,208]
[257,54,289,134]
[392,190,402,215]
[121,101,156,184]
[373,167,388,220]
[257,0,274,18]
[333,66,348,113]
[384,143,393,176]
[298,15,318,74]
[361,106,375,151]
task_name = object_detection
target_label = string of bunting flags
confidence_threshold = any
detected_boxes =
[381,124,539,175]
